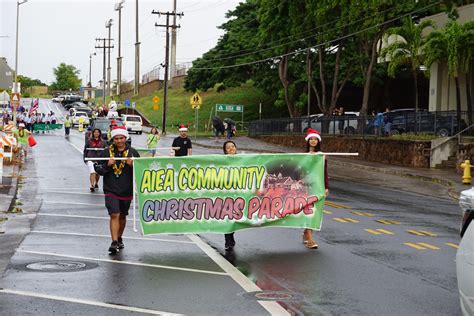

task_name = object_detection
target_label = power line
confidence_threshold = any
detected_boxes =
[191,2,441,70]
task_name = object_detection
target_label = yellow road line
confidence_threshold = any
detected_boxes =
[445,243,459,249]
[333,218,348,223]
[343,218,359,223]
[351,211,375,217]
[323,210,333,215]
[417,242,440,250]
[376,220,401,225]
[407,230,437,237]
[404,242,427,250]
[376,229,395,235]
[324,201,348,209]
[365,229,382,235]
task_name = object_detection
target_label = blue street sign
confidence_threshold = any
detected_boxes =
[125,99,130,107]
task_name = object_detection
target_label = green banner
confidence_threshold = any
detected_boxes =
[134,153,325,235]
[33,124,63,131]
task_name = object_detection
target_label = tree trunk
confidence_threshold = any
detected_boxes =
[454,76,462,130]
[360,34,380,116]
[330,45,342,112]
[466,73,473,126]
[318,47,327,114]
[278,56,297,118]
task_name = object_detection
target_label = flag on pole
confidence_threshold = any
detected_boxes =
[29,99,39,114]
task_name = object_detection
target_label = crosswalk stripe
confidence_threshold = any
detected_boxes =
[404,242,427,250]
[445,243,459,249]
[376,219,401,225]
[417,242,440,250]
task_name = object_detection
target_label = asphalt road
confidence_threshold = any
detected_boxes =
[0,99,463,315]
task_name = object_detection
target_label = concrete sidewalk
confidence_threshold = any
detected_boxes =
[186,135,470,201]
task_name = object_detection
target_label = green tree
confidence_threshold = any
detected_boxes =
[423,19,474,125]
[50,63,82,91]
[381,16,435,113]
[17,75,47,90]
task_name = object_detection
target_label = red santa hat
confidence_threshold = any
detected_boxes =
[111,126,129,139]
[178,124,188,132]
[305,128,321,142]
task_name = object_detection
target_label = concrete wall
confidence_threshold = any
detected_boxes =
[430,137,458,167]
[120,79,163,100]
[256,136,431,168]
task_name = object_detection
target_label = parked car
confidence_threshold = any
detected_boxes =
[303,112,361,134]
[61,95,83,106]
[457,187,474,315]
[121,114,143,134]
[365,109,427,134]
[71,111,90,127]
[389,112,464,136]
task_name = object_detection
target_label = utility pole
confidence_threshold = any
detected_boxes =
[115,0,125,96]
[153,10,183,135]
[95,38,114,105]
[170,0,177,79]
[134,0,140,95]
[88,52,96,87]
[106,19,113,98]
[13,0,28,126]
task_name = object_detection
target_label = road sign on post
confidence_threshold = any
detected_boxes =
[215,104,244,131]
[124,99,130,107]
[190,93,202,109]
[132,102,136,109]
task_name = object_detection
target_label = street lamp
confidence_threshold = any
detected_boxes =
[88,53,96,87]
[115,0,125,96]
[13,0,28,125]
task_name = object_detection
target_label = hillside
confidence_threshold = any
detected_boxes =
[121,81,278,133]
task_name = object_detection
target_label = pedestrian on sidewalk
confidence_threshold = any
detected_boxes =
[303,128,329,249]
[147,127,160,157]
[13,122,30,161]
[223,140,237,251]
[64,114,72,136]
[172,124,192,156]
[84,128,106,192]
[94,126,140,255]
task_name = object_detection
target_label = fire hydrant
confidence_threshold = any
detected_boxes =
[461,160,472,185]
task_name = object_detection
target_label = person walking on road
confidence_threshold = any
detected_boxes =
[84,128,106,192]
[64,114,72,136]
[147,127,160,157]
[223,140,238,251]
[94,126,140,255]
[303,128,329,249]
[172,125,192,156]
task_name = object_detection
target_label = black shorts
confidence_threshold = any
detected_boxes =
[105,196,131,216]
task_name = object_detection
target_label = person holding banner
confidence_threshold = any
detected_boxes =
[84,128,106,192]
[94,126,140,255]
[223,140,238,251]
[172,125,192,156]
[303,128,329,249]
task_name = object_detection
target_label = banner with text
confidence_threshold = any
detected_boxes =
[134,153,325,235]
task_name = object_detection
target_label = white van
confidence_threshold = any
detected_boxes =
[121,114,143,134]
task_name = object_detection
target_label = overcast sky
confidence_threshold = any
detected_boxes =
[0,0,240,85]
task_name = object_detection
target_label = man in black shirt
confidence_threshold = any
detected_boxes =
[172,124,192,156]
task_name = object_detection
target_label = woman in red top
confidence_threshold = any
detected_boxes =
[304,128,329,249]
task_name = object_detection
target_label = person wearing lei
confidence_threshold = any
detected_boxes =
[94,126,140,255]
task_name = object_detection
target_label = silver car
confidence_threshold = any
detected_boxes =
[457,188,474,315]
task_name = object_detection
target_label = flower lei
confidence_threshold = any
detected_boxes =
[109,145,129,177]
[19,129,25,138]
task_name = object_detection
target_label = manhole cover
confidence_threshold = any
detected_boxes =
[241,291,302,302]
[21,261,98,272]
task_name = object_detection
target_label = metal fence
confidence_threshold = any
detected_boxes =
[249,111,473,138]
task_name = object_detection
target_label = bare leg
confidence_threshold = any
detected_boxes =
[118,214,127,239]
[109,213,120,241]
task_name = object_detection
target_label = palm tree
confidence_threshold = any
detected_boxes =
[381,17,435,114]
[423,20,474,126]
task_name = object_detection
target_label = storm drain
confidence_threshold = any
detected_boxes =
[241,291,303,302]
[19,261,98,272]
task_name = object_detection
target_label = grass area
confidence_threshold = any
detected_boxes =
[94,81,278,134]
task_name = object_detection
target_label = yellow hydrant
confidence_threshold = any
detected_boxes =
[461,160,472,185]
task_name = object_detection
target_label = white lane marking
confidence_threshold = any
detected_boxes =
[30,230,194,244]
[17,250,228,276]
[38,213,114,220]
[41,191,105,196]
[0,289,183,316]
[188,235,290,315]
[43,201,103,206]
[69,141,83,154]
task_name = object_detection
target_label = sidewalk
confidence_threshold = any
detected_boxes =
[188,135,469,201]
